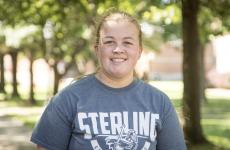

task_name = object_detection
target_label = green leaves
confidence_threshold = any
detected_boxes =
[0,0,228,65]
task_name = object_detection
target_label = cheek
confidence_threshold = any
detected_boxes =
[97,49,110,63]
[130,49,141,60]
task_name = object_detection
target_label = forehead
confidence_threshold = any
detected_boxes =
[100,20,139,38]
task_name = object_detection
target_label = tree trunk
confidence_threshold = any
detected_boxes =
[0,53,6,93]
[29,52,36,104]
[182,0,207,144]
[200,44,207,103]
[10,51,19,98]
[53,62,61,95]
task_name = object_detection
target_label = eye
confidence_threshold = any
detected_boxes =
[124,41,133,45]
[104,41,114,44]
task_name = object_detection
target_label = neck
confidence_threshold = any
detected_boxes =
[95,70,134,88]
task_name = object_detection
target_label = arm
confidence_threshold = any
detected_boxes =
[31,93,74,149]
[156,96,187,150]
[37,145,46,150]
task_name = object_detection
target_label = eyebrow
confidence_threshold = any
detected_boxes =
[103,36,135,40]
[103,36,114,39]
[123,37,135,41]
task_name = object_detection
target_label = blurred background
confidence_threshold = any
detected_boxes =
[0,0,229,150]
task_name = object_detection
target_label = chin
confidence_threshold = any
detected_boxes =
[109,71,132,79]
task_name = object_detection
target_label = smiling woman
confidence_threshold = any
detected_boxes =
[31,9,186,150]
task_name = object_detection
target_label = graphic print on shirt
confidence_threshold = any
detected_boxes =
[105,124,138,150]
[77,111,159,150]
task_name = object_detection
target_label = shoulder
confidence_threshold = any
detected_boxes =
[50,75,95,106]
[137,80,174,114]
[59,74,96,96]
[137,80,169,100]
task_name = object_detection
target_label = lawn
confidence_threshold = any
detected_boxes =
[150,81,230,150]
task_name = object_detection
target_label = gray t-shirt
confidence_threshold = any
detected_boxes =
[31,75,186,150]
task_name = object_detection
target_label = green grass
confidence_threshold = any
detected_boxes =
[13,115,40,128]
[150,81,230,150]
[201,99,230,150]
[2,82,52,101]
[188,143,227,150]
[150,81,183,100]
[0,97,45,107]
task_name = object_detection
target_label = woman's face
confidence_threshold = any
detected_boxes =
[96,20,142,80]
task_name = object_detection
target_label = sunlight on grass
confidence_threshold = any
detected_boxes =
[203,119,230,126]
[13,115,40,128]
[207,136,230,149]
[206,88,230,99]
[4,82,52,101]
[149,81,183,100]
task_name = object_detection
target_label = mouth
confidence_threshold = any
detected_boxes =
[110,58,127,63]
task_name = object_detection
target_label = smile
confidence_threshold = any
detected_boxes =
[110,58,127,63]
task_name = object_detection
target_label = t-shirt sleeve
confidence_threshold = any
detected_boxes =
[156,95,187,150]
[31,92,74,150]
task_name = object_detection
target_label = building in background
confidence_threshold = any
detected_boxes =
[136,34,230,88]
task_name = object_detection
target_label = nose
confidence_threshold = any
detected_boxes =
[113,45,124,53]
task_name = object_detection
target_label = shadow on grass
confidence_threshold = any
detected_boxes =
[0,115,36,150]
[0,96,46,107]
[13,115,39,129]
[171,98,230,150]
[0,97,45,129]
[188,143,229,150]
[201,98,230,150]
[202,99,230,119]
[1,113,40,129]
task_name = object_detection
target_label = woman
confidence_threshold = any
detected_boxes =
[31,9,186,150]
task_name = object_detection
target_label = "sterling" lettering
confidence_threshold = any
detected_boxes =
[77,111,159,141]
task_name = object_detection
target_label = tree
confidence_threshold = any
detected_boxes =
[41,5,88,94]
[2,25,37,99]
[0,53,6,93]
[181,0,230,144]
[9,48,20,97]
[0,35,6,94]
[0,0,156,96]
[181,0,207,144]
[21,29,44,104]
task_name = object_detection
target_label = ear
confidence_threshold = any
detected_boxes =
[140,47,143,53]
[94,44,99,53]
[138,47,143,59]
[94,44,99,58]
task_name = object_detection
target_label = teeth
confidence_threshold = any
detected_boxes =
[112,58,125,62]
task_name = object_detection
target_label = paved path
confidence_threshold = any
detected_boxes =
[0,106,43,150]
